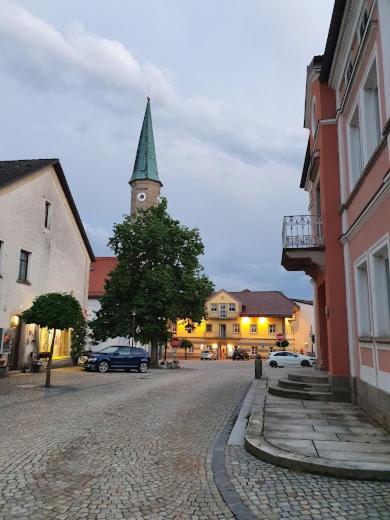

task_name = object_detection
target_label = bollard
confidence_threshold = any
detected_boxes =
[255,355,262,379]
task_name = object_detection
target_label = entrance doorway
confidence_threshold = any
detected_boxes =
[317,283,329,371]
[8,316,22,370]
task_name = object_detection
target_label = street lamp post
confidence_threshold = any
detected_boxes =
[131,311,136,347]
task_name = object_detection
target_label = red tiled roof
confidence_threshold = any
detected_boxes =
[88,257,118,298]
[225,290,298,317]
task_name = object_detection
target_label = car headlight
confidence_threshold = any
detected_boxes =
[88,357,98,362]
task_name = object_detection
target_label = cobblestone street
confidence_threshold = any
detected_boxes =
[0,361,250,520]
[1,362,390,519]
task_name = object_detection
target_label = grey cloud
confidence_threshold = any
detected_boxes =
[0,1,306,168]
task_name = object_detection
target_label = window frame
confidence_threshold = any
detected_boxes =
[368,237,390,338]
[361,55,382,162]
[233,323,240,334]
[18,249,31,283]
[219,304,227,319]
[347,101,364,189]
[206,323,212,333]
[250,324,257,334]
[354,253,372,337]
[228,303,236,312]
[0,240,4,276]
[268,324,276,335]
[210,303,218,313]
[44,200,52,230]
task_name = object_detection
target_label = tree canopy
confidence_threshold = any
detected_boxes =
[22,292,84,331]
[90,199,213,365]
[22,292,85,386]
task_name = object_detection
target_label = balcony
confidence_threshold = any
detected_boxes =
[281,215,325,276]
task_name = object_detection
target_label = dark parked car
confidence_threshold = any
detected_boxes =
[81,346,151,374]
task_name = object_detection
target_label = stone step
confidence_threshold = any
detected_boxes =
[278,378,331,392]
[268,384,334,402]
[288,373,329,385]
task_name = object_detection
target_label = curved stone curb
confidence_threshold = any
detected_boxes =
[245,409,390,482]
[212,382,258,520]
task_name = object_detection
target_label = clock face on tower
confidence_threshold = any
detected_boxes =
[137,192,146,202]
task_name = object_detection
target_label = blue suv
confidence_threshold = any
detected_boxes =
[83,346,151,374]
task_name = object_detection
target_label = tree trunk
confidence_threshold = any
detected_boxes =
[45,329,56,388]
[150,341,159,368]
[185,348,187,360]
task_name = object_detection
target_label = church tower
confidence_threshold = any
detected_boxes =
[129,97,162,214]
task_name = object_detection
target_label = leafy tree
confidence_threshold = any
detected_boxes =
[90,199,213,367]
[70,319,87,365]
[22,293,85,387]
[180,339,193,360]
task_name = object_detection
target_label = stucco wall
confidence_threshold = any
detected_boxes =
[0,166,91,363]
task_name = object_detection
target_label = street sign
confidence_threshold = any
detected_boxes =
[276,333,285,342]
[170,337,181,348]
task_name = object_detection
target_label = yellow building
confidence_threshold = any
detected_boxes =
[174,290,309,359]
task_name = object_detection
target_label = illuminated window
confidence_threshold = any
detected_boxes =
[233,324,240,334]
[268,324,276,335]
[250,324,257,334]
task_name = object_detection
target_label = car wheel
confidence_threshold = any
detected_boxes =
[301,360,310,367]
[98,361,110,373]
[269,360,278,368]
[139,361,148,373]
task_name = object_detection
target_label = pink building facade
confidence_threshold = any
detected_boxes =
[283,0,390,429]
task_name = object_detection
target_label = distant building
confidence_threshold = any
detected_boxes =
[282,1,390,428]
[0,159,94,370]
[174,290,314,359]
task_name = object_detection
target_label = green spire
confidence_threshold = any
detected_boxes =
[130,98,161,185]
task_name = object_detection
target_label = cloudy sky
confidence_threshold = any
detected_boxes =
[0,0,333,298]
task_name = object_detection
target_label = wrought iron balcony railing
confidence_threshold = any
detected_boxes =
[282,215,324,249]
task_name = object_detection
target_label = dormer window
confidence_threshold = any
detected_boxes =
[44,200,52,230]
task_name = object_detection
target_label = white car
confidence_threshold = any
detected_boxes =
[200,350,215,360]
[268,351,315,368]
